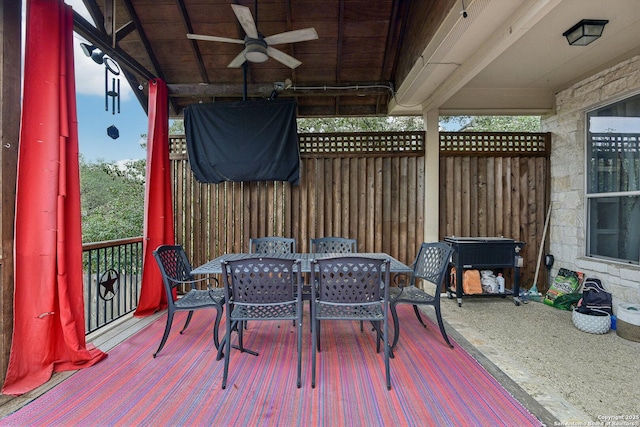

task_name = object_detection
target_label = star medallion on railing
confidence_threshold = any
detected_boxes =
[99,268,119,301]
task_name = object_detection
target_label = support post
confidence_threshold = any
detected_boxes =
[423,108,440,242]
[0,0,22,388]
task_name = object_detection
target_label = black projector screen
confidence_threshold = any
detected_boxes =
[184,99,300,185]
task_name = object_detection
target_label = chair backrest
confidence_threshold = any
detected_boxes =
[311,237,357,254]
[249,237,296,254]
[314,257,390,304]
[411,242,455,288]
[153,245,193,302]
[222,257,300,304]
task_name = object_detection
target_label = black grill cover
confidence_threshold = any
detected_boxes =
[185,99,300,185]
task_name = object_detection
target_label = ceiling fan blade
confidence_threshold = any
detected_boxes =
[187,34,244,44]
[267,46,302,69]
[231,4,259,39]
[228,49,248,68]
[264,28,319,45]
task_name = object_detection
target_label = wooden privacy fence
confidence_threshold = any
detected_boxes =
[439,132,551,290]
[169,132,424,267]
[169,130,551,291]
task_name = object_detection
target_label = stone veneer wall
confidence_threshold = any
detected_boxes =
[541,54,640,308]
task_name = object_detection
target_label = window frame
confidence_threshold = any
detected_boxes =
[584,92,640,265]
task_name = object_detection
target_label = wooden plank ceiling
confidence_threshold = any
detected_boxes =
[75,0,456,118]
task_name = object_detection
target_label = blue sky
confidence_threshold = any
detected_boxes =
[73,76,149,163]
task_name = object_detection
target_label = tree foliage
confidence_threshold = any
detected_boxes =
[168,116,425,134]
[169,119,185,135]
[297,116,424,132]
[165,115,541,133]
[440,115,541,132]
[80,158,145,243]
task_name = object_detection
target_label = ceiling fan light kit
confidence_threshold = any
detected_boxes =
[245,38,269,63]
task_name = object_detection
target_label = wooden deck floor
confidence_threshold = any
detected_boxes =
[0,312,163,418]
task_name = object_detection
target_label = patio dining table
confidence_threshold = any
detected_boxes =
[191,252,413,275]
[193,252,411,361]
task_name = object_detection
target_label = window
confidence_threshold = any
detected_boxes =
[586,93,640,264]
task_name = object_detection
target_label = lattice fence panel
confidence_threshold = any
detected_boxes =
[440,132,549,156]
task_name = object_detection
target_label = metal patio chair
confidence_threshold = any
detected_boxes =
[389,242,455,350]
[311,256,392,390]
[310,237,358,254]
[249,236,296,254]
[152,245,224,358]
[219,257,304,389]
[247,236,298,328]
[310,237,360,328]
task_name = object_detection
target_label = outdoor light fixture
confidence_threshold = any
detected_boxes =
[563,19,608,46]
[80,42,105,64]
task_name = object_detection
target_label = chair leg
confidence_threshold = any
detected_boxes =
[311,318,317,388]
[216,333,226,361]
[180,311,194,334]
[390,302,401,350]
[297,317,302,388]
[222,319,234,389]
[153,310,174,358]
[435,306,454,348]
[413,304,427,328]
[316,320,322,352]
[384,315,391,390]
[212,306,223,350]
[238,321,245,351]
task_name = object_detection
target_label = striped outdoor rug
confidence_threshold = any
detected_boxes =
[0,305,541,426]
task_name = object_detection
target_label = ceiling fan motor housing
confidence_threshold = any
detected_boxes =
[245,37,268,63]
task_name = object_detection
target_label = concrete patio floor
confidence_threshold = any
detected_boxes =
[438,294,640,425]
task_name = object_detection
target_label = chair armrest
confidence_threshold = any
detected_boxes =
[393,258,417,289]
[167,276,211,289]
[393,272,413,289]
[206,277,220,289]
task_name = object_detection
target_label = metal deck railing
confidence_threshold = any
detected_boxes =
[83,237,143,334]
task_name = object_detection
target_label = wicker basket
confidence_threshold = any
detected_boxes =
[572,309,611,334]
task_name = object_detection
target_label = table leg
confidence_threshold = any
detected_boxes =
[456,265,463,307]
[512,265,521,306]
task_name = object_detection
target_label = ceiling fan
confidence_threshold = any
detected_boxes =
[187,4,318,69]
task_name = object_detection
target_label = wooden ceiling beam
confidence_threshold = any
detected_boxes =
[115,21,136,43]
[167,83,392,98]
[120,0,179,114]
[121,0,163,79]
[177,0,210,84]
[382,0,410,81]
[73,11,154,81]
[298,104,387,117]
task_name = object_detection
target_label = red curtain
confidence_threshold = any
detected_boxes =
[134,79,175,316]
[2,0,106,396]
